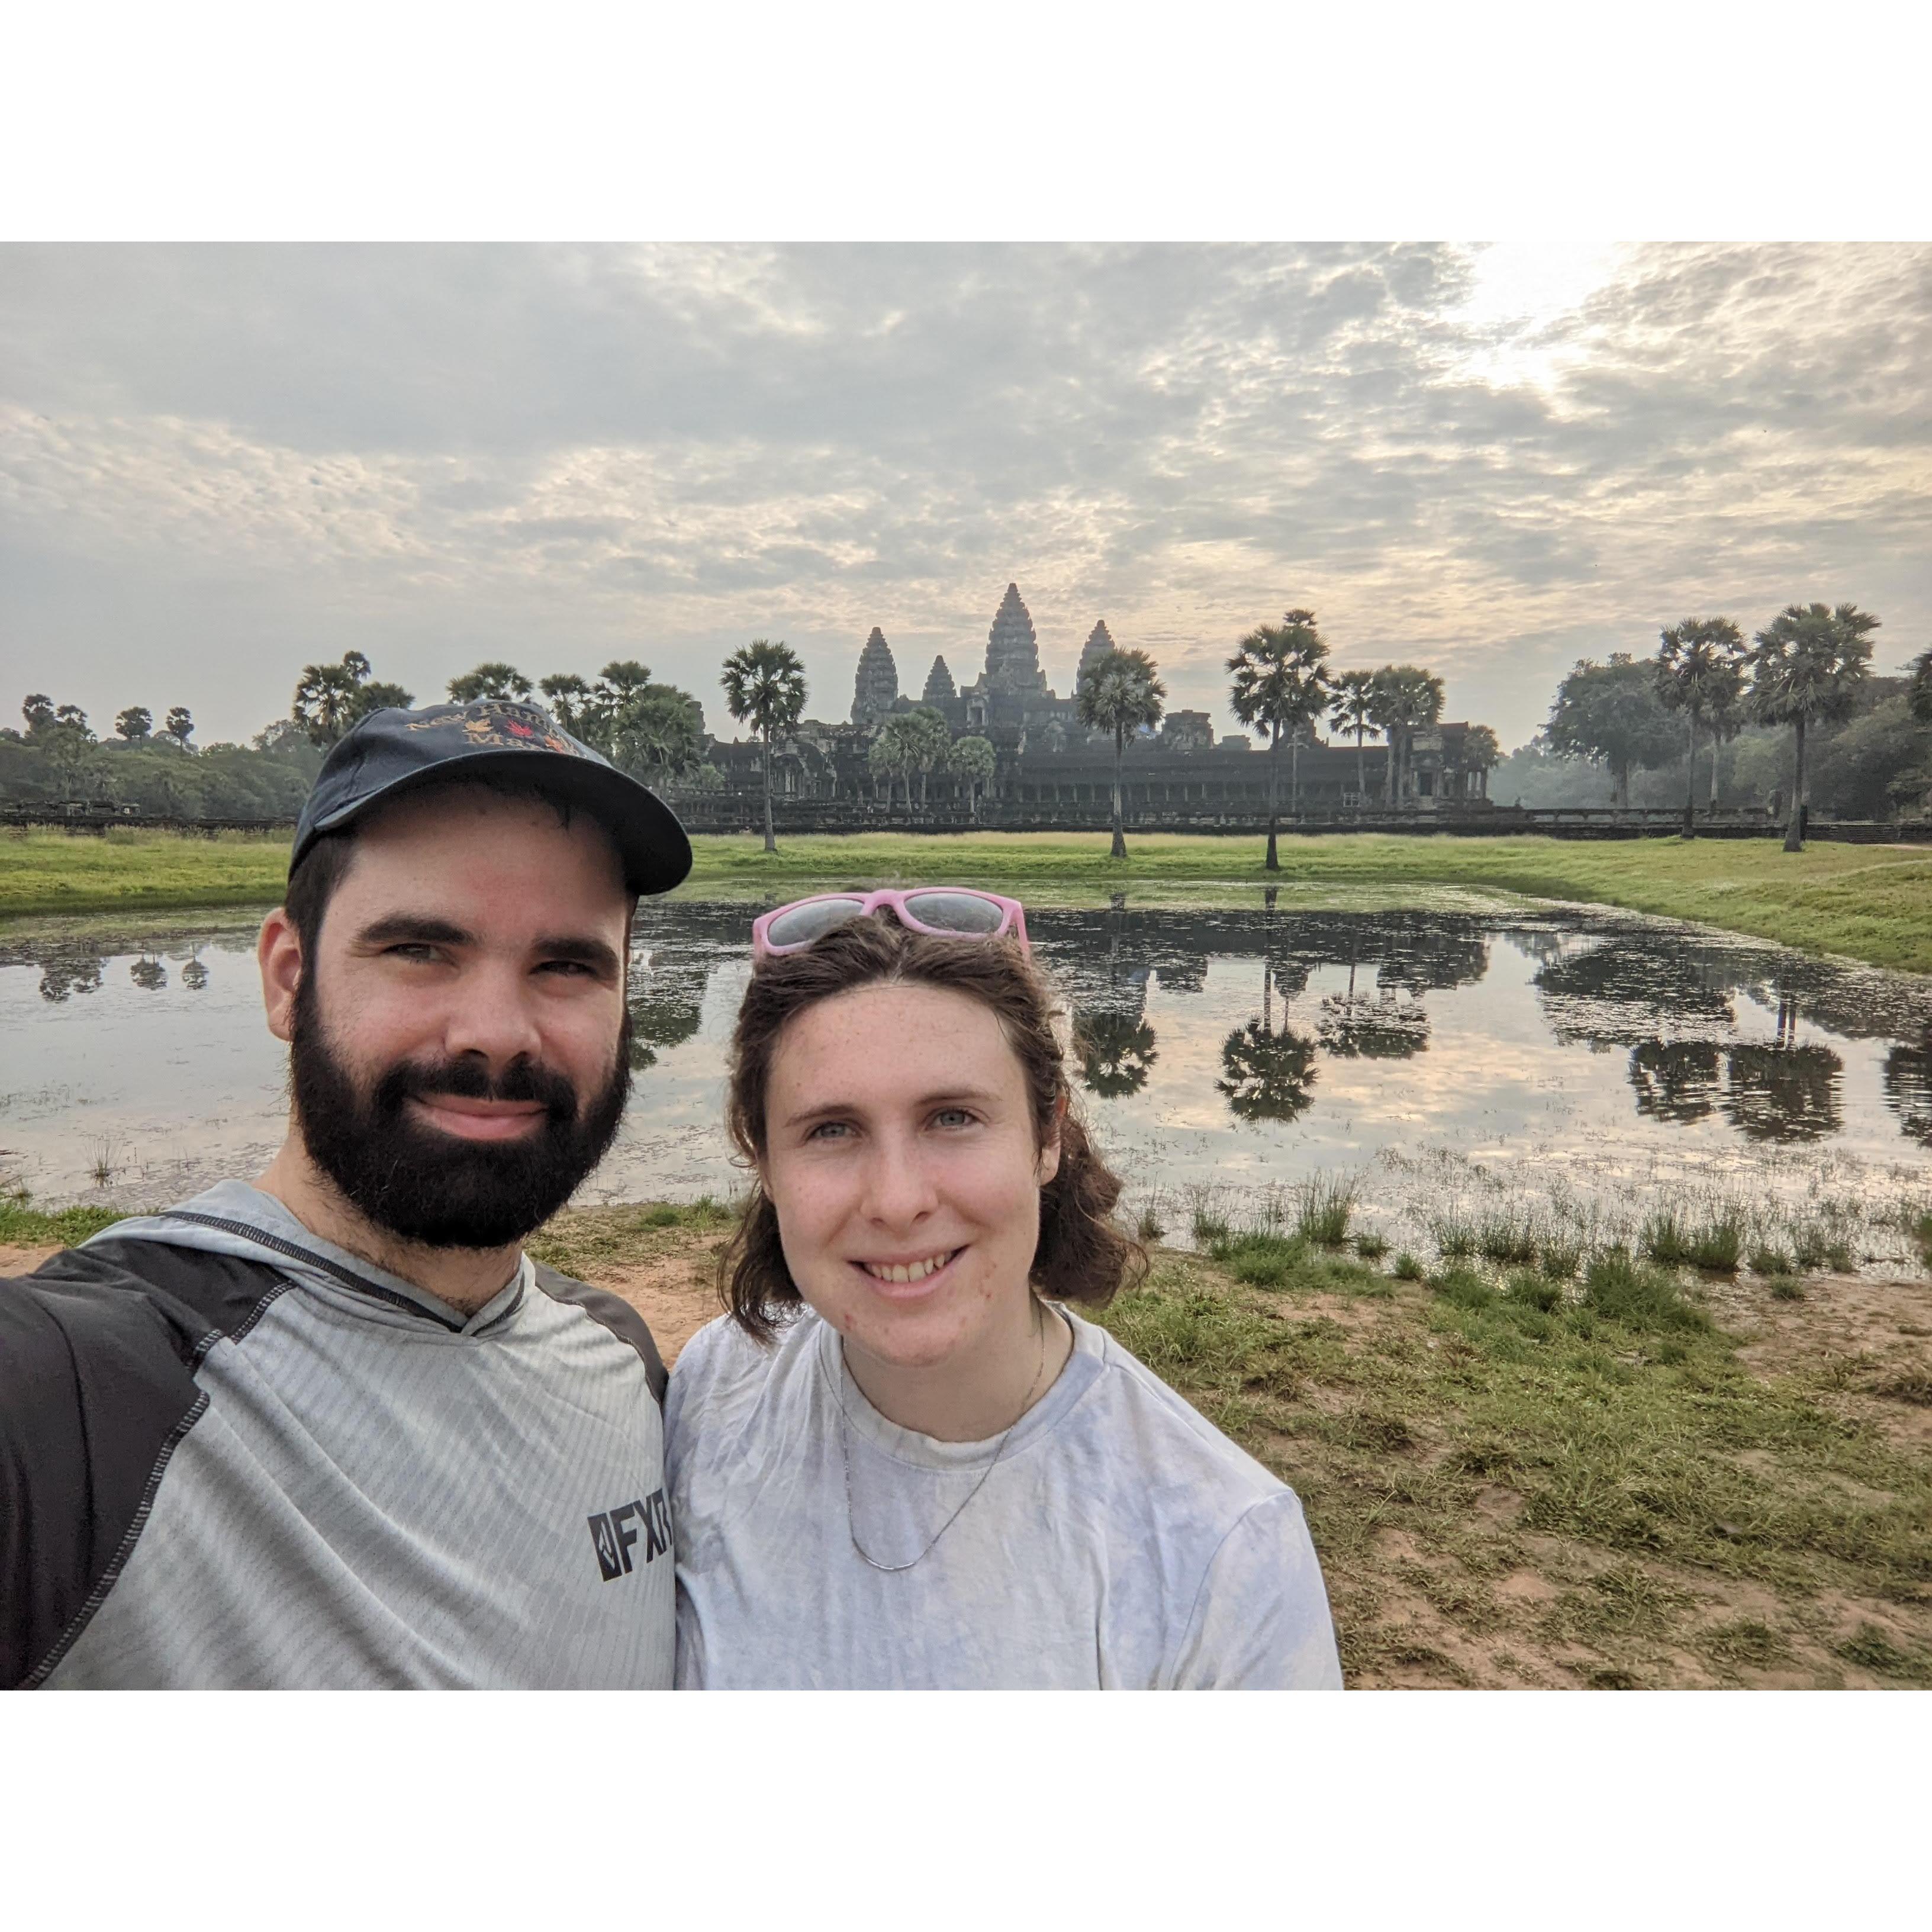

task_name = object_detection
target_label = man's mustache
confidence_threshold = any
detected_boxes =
[373,1055,582,1123]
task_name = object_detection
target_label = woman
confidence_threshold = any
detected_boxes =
[665,888,1341,1689]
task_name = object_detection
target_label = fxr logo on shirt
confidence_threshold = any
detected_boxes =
[588,1489,672,1581]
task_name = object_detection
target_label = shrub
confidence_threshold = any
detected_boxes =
[1392,1251,1425,1281]
[1749,1244,1795,1277]
[1137,1206,1165,1242]
[1354,1232,1390,1262]
[1769,1276,1806,1302]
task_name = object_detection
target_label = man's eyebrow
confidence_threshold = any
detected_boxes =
[780,1087,1003,1130]
[533,935,623,976]
[354,915,476,949]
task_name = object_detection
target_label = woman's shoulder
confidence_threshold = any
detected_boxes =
[1061,1307,1288,1514]
[667,1308,820,1431]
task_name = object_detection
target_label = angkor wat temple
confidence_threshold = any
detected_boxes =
[704,581,1495,823]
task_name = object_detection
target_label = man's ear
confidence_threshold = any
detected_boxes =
[259,907,304,1044]
[1036,1091,1066,1187]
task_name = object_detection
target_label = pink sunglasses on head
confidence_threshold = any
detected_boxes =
[751,888,1031,959]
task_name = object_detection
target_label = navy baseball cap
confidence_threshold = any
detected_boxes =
[291,700,693,896]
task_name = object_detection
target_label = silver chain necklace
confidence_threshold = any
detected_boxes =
[838,1309,1058,1574]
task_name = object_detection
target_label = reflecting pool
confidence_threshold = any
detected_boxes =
[4,899,1928,1268]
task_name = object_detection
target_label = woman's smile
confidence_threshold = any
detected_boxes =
[851,1246,964,1296]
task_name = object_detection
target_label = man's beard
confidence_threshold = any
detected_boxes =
[289,970,632,1250]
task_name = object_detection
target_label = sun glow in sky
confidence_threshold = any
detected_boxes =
[2,242,1927,751]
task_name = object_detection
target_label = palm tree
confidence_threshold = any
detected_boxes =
[1747,601,1879,852]
[948,734,996,821]
[1226,609,1330,870]
[1216,1019,1319,1122]
[868,717,915,812]
[1328,669,1379,806]
[537,673,593,735]
[1074,1007,1159,1099]
[720,638,807,854]
[1460,724,1501,800]
[447,662,533,703]
[1654,617,1747,838]
[1369,665,1446,807]
[903,706,953,809]
[1077,646,1167,859]
[291,651,413,748]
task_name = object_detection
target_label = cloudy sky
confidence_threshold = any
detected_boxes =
[3,242,1928,752]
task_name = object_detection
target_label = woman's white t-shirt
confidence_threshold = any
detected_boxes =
[664,1305,1342,1689]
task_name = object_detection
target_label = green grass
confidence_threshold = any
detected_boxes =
[524,1196,733,1278]
[1642,1208,1744,1274]
[0,1190,127,1248]
[1089,1235,1932,1687]
[1295,1176,1356,1248]
[8,827,1932,971]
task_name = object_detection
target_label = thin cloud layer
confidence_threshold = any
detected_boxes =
[2,243,1927,746]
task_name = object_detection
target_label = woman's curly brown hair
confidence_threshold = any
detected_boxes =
[719,910,1146,1341]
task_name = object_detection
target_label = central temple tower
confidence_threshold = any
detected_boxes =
[983,582,1048,693]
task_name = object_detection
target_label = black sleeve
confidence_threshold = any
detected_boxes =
[0,1244,285,1689]
[531,1263,669,1407]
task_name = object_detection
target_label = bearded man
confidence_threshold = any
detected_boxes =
[1,700,691,1688]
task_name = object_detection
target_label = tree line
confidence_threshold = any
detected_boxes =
[1542,603,1932,851]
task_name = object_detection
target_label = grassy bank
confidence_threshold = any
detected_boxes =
[5,826,1931,973]
[12,1191,1930,1686]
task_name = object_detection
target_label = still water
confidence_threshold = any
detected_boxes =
[5,900,1930,1266]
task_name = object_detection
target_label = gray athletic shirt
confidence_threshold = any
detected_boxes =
[4,1181,673,1689]
[666,1306,1343,1689]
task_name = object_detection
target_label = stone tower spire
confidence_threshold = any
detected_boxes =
[984,582,1046,693]
[1076,619,1117,690]
[921,655,957,707]
[851,626,900,724]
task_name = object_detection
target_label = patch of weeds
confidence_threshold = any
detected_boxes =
[1643,1208,1743,1274]
[1477,1215,1538,1267]
[1392,1251,1424,1281]
[682,1196,733,1229]
[1431,1215,1477,1261]
[640,1205,682,1228]
[1833,1624,1932,1685]
[1873,1368,1932,1407]
[1789,1222,1853,1273]
[1354,1232,1389,1262]
[1749,1244,1795,1277]
[1586,1667,1643,1690]
[1136,1206,1164,1242]
[1505,1271,1563,1314]
[1701,1618,1792,1670]
[1208,1230,1306,1288]
[0,1189,127,1250]
[1580,1251,1711,1334]
[1097,1279,1286,1406]
[1539,1240,1582,1281]
[1191,1207,1231,1245]
[1432,1267,1495,1313]
[1295,1175,1355,1248]
[1769,1276,1807,1302]
[1904,1208,1932,1272]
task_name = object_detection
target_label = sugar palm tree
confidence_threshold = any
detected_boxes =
[903,706,953,808]
[1654,617,1747,838]
[1369,665,1445,807]
[720,638,807,854]
[1077,646,1167,859]
[868,717,915,812]
[1328,669,1379,807]
[1747,601,1879,852]
[1227,609,1330,870]
[447,662,532,703]
[947,734,996,820]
